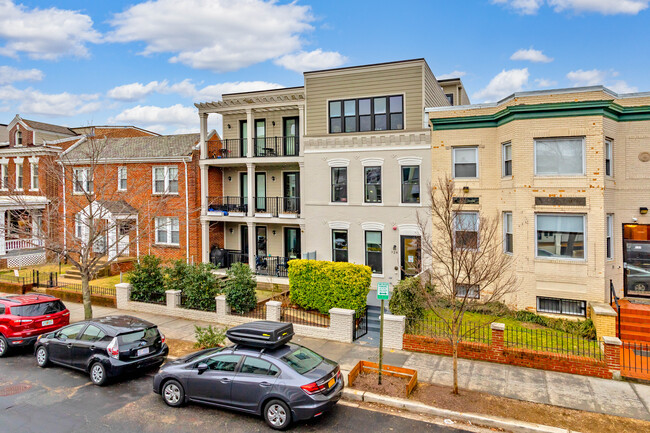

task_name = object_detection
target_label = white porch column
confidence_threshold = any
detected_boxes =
[0,211,5,256]
[199,112,208,159]
[201,220,210,263]
[299,224,306,259]
[246,162,255,217]
[298,161,305,217]
[298,105,305,156]
[246,108,254,157]
[107,218,117,260]
[247,221,255,272]
[200,165,208,215]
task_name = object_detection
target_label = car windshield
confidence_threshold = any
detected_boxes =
[10,301,65,317]
[187,347,226,363]
[118,327,159,344]
[281,347,323,374]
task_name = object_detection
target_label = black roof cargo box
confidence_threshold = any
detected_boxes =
[226,321,294,349]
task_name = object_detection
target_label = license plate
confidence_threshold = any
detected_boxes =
[328,377,335,388]
[41,319,53,326]
[137,347,149,357]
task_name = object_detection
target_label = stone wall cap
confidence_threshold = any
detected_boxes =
[115,283,132,289]
[266,300,282,307]
[590,302,617,317]
[329,308,356,315]
[165,289,181,294]
[216,294,227,300]
[602,336,622,346]
[491,322,506,331]
[384,314,406,322]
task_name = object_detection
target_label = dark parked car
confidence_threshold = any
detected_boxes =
[0,293,70,357]
[153,322,342,430]
[34,315,168,386]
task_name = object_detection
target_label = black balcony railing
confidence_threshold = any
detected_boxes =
[253,196,300,216]
[207,196,248,214]
[209,138,245,159]
[254,136,299,157]
[255,255,289,278]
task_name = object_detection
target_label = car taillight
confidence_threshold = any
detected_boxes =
[160,332,166,345]
[301,381,326,395]
[12,319,34,326]
[106,337,119,359]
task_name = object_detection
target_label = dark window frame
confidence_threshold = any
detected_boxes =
[364,166,382,204]
[401,165,420,204]
[328,94,404,134]
[365,230,383,274]
[536,296,586,317]
[445,93,454,105]
[332,229,348,262]
[331,167,347,203]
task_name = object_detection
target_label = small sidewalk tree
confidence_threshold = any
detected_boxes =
[416,176,516,395]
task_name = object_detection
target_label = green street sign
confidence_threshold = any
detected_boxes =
[377,282,390,300]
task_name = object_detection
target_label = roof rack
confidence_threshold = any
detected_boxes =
[226,321,294,349]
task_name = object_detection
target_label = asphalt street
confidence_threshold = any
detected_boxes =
[0,347,473,433]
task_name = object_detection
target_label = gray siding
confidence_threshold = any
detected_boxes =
[424,64,450,108]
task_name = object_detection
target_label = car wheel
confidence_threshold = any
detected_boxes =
[162,379,185,407]
[0,335,8,358]
[89,362,107,386]
[633,282,648,292]
[264,399,291,431]
[36,346,49,367]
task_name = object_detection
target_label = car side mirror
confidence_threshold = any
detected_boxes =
[197,363,208,374]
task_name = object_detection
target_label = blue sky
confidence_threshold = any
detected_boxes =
[1,0,649,135]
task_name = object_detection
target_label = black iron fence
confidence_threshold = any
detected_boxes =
[207,196,247,214]
[230,303,267,319]
[504,327,602,360]
[0,271,31,286]
[354,307,368,341]
[57,281,116,297]
[255,256,289,278]
[281,307,329,328]
[210,138,245,159]
[621,341,650,380]
[406,317,492,345]
[254,136,299,157]
[253,197,300,216]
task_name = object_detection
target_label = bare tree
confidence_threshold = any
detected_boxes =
[7,135,174,319]
[415,176,517,395]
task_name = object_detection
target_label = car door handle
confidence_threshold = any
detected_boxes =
[220,378,231,383]
[260,382,272,387]
[66,343,73,348]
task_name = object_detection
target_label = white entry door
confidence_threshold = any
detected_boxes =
[117,221,131,256]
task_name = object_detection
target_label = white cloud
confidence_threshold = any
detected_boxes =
[0,85,100,116]
[473,68,530,102]
[534,78,558,87]
[437,70,467,80]
[107,81,166,101]
[608,81,639,94]
[510,48,553,63]
[491,0,544,14]
[108,104,197,133]
[0,0,101,60]
[566,69,608,86]
[0,66,43,85]
[549,0,649,15]
[274,49,347,73]
[108,0,317,72]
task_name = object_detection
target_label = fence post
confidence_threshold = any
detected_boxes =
[491,322,505,352]
[602,336,623,380]
[383,314,406,350]
[329,308,355,343]
[216,295,228,322]
[165,290,182,309]
[265,300,281,322]
[115,283,132,309]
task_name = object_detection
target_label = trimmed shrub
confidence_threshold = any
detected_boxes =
[288,259,371,314]
[194,324,227,349]
[389,277,426,321]
[168,261,223,311]
[129,255,165,303]
[224,262,257,314]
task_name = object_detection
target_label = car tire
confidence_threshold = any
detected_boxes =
[162,379,185,407]
[0,335,8,358]
[35,345,49,367]
[264,399,292,431]
[89,362,107,386]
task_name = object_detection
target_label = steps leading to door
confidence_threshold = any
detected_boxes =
[617,300,650,342]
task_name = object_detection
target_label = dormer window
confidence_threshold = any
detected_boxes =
[15,130,22,146]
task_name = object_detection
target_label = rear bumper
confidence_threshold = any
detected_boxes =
[8,335,38,347]
[291,380,344,421]
[106,344,169,378]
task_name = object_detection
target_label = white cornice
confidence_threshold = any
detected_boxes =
[361,222,385,231]
[327,158,350,167]
[360,157,384,167]
[397,156,423,165]
[328,221,350,230]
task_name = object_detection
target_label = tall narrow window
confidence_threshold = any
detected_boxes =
[332,230,348,262]
[153,167,165,193]
[453,147,478,178]
[364,166,382,203]
[344,100,356,133]
[359,98,371,131]
[374,97,387,131]
[454,212,479,249]
[118,167,127,191]
[504,212,513,254]
[254,119,266,156]
[75,214,84,238]
[389,95,403,130]
[30,163,38,190]
[331,167,347,203]
[168,167,179,193]
[502,142,512,177]
[329,101,342,133]
[16,163,23,190]
[73,168,92,193]
[365,231,383,274]
[15,130,22,146]
[1,164,8,189]
[605,139,613,176]
[401,166,420,203]
[607,214,614,260]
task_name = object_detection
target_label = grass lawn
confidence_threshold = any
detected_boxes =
[0,262,73,278]
[89,274,124,289]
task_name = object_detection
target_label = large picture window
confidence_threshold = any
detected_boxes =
[453,147,478,178]
[401,166,420,203]
[329,95,403,133]
[364,166,381,203]
[454,212,479,249]
[331,167,347,203]
[536,214,585,260]
[535,138,584,176]
[365,231,383,274]
[332,230,348,262]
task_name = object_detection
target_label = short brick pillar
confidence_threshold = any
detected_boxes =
[602,336,623,380]
[115,283,132,309]
[383,314,406,350]
[590,303,618,340]
[165,290,181,309]
[266,300,282,322]
[329,308,356,343]
[216,294,228,321]
[491,322,506,351]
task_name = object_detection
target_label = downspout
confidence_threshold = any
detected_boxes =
[183,158,190,263]
[61,162,67,256]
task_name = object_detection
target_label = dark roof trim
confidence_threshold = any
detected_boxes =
[303,58,427,75]
[222,85,304,97]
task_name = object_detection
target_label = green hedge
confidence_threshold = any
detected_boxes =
[288,259,371,314]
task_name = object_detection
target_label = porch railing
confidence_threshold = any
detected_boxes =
[207,196,247,214]
[255,255,289,278]
[254,136,299,157]
[209,138,245,159]
[253,197,300,216]
[6,238,43,251]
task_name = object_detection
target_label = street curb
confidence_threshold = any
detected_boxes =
[342,389,577,433]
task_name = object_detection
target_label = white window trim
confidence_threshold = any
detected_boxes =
[152,166,180,195]
[400,164,421,205]
[15,162,23,191]
[330,166,348,205]
[0,163,8,191]
[533,137,586,177]
[118,166,127,191]
[73,168,92,194]
[606,214,614,260]
[29,160,39,191]
[605,138,613,177]
[155,217,180,246]
[364,229,384,277]
[534,213,587,262]
[503,212,513,255]
[362,165,383,206]
[452,146,479,179]
[502,142,512,178]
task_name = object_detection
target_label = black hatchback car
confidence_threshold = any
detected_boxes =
[34,315,168,386]
[153,322,342,430]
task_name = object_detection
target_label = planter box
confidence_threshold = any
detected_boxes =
[348,360,418,398]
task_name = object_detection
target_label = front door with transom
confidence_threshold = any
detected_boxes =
[400,235,421,279]
[624,224,650,298]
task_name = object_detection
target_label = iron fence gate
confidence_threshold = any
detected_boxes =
[353,307,368,341]
[621,341,650,381]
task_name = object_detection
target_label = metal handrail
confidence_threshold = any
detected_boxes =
[610,279,621,338]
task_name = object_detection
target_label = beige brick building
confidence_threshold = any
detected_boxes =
[427,86,650,316]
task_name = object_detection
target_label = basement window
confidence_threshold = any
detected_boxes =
[536,297,586,317]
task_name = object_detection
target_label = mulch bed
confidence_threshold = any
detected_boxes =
[166,339,198,358]
[352,371,410,399]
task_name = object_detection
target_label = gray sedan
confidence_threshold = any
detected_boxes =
[153,343,343,430]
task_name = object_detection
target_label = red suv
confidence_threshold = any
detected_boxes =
[0,293,70,357]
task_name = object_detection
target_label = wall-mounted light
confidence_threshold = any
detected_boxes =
[462,186,470,194]
[641,207,648,215]
[271,176,276,182]
[272,230,276,236]
[393,245,397,251]
[228,176,232,181]
[272,121,276,127]
[227,124,231,129]
[229,228,233,233]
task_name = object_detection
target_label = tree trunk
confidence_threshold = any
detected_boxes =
[452,320,459,395]
[81,272,93,320]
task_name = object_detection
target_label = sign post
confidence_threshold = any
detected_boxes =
[376,282,390,385]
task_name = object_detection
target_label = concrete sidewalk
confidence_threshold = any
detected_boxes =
[66,301,650,422]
